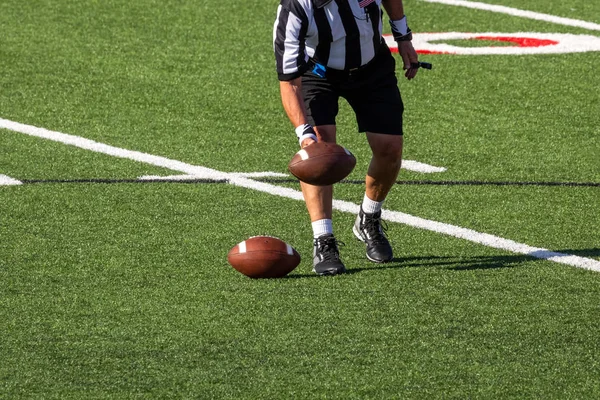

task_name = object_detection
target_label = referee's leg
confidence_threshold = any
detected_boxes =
[299,125,336,223]
[348,45,404,201]
[351,131,401,263]
[347,48,404,262]
[301,125,347,275]
[365,132,403,202]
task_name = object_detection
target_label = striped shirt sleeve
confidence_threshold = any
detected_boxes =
[273,0,311,81]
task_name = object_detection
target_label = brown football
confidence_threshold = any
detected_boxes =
[227,236,301,278]
[288,142,356,186]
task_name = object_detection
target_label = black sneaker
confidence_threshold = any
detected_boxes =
[353,207,393,263]
[313,234,346,276]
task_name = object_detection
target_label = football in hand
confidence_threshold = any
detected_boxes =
[227,236,301,278]
[288,142,356,186]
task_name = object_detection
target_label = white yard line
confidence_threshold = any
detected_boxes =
[2,117,599,272]
[421,0,600,31]
[139,160,446,180]
[230,172,290,178]
[0,174,23,185]
[138,163,446,181]
[138,172,290,181]
[138,174,225,181]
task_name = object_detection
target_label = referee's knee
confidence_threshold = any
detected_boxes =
[367,132,403,161]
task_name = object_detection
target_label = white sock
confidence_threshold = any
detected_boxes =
[362,193,383,214]
[312,219,333,239]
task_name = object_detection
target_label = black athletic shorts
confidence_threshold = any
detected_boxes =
[301,44,404,135]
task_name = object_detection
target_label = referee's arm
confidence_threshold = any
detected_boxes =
[382,0,405,20]
[274,2,314,147]
[279,78,314,148]
[382,0,419,79]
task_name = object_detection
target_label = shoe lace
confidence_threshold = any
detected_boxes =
[362,212,389,244]
[314,236,345,262]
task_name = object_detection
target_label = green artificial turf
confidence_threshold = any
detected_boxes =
[2,184,600,399]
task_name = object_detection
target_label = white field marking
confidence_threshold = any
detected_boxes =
[139,174,221,181]
[421,0,600,31]
[2,117,599,273]
[402,160,447,173]
[385,33,600,55]
[139,160,446,180]
[138,172,289,181]
[230,172,289,178]
[0,174,22,186]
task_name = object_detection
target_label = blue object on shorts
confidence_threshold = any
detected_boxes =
[312,62,326,78]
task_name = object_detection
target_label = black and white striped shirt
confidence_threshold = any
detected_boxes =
[274,0,384,81]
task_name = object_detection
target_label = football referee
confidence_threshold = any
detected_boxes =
[274,0,420,276]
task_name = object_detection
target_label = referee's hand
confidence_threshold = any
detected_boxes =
[301,137,317,148]
[397,41,419,80]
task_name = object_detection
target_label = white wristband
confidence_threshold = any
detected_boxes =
[390,16,409,36]
[295,123,311,136]
[298,133,317,146]
[295,124,317,145]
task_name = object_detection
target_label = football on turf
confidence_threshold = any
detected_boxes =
[227,236,301,278]
[288,142,356,186]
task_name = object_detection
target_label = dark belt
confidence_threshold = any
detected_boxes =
[327,61,377,80]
